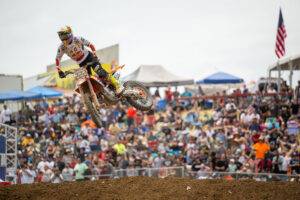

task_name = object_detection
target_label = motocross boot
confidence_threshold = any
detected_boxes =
[107,74,124,95]
[94,66,124,95]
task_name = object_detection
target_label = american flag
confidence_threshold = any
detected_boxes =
[275,9,287,58]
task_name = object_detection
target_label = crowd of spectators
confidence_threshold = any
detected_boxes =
[1,81,300,184]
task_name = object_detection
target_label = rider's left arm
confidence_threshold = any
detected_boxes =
[79,37,97,56]
[89,43,96,54]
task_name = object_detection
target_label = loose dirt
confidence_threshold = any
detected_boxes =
[1,177,300,200]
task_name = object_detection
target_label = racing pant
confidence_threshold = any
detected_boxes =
[79,52,120,91]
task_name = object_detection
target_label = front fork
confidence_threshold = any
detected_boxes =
[79,78,101,109]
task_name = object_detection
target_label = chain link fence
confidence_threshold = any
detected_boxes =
[187,170,300,182]
[77,166,185,181]
[15,166,300,184]
[77,167,299,182]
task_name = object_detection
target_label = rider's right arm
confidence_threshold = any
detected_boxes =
[55,45,65,70]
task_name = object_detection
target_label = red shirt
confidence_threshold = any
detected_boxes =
[127,107,137,118]
[48,106,55,115]
[98,152,106,161]
[165,89,173,101]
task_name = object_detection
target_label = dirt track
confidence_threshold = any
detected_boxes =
[1,177,300,200]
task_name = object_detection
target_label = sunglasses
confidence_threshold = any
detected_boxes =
[59,34,70,41]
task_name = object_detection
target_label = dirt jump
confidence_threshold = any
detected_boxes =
[1,177,300,200]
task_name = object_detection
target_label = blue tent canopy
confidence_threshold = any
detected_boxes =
[0,90,43,101]
[26,86,63,98]
[0,92,23,101]
[196,72,244,84]
[10,90,43,100]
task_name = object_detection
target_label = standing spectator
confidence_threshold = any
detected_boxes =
[55,157,66,172]
[281,152,292,174]
[272,151,284,174]
[74,158,88,181]
[61,163,74,181]
[88,130,100,152]
[252,136,270,173]
[154,87,160,98]
[66,109,79,125]
[214,154,228,172]
[62,130,73,152]
[126,107,136,131]
[21,133,34,147]
[228,159,237,172]
[0,105,12,124]
[113,140,126,155]
[165,86,173,102]
[79,135,91,154]
[196,164,211,179]
[37,157,47,173]
[153,153,165,168]
[290,152,300,174]
[20,163,36,184]
[291,99,299,115]
[51,167,63,183]
[41,165,54,183]
[295,81,300,104]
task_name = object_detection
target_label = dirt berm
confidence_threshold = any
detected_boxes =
[1,177,299,200]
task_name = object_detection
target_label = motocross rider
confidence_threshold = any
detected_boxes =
[55,26,123,94]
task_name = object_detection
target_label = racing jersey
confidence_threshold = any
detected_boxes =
[56,36,92,65]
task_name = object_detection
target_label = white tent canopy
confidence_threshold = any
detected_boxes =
[268,54,300,71]
[122,65,194,87]
[267,54,300,88]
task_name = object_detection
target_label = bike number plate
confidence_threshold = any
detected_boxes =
[75,68,89,82]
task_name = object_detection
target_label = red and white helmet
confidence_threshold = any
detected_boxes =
[57,26,73,44]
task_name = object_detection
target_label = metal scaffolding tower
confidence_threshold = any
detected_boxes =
[0,123,17,182]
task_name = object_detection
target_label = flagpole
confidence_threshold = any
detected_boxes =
[274,8,286,95]
[277,60,281,94]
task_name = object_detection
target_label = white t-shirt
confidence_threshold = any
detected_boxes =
[56,36,91,64]
[42,169,54,183]
[244,113,260,124]
[21,169,36,184]
[225,103,236,111]
[79,139,91,153]
[37,161,46,172]
[1,108,12,123]
[282,156,291,171]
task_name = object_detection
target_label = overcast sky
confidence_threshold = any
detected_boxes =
[0,0,299,82]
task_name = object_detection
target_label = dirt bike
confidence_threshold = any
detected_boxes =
[64,62,153,127]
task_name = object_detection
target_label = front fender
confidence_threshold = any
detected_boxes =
[74,77,103,94]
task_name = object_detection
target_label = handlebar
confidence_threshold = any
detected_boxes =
[62,61,97,77]
[63,69,76,76]
[61,59,125,77]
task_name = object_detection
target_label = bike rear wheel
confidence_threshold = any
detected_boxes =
[124,81,153,111]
